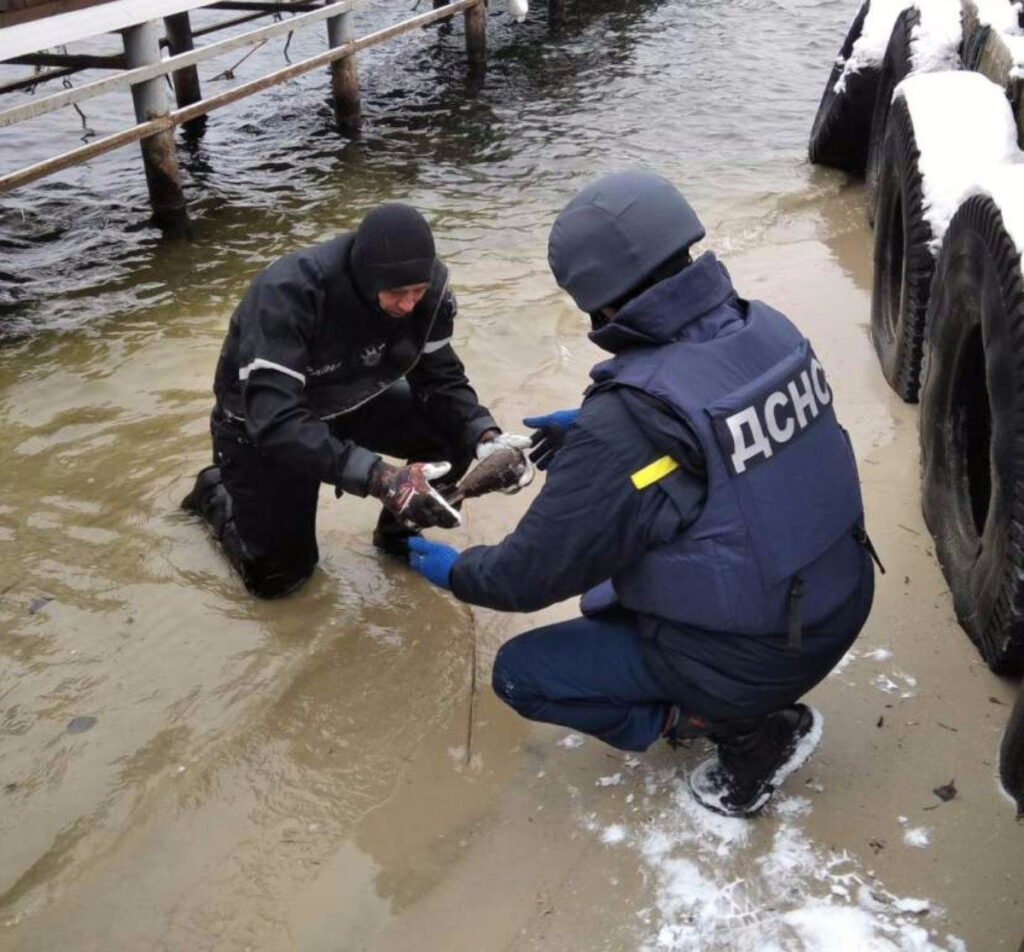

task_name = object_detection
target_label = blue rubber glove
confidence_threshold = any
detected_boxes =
[408,536,460,590]
[522,409,581,471]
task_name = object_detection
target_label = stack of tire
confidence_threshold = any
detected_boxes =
[810,0,1024,815]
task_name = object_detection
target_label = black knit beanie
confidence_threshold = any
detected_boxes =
[351,203,436,301]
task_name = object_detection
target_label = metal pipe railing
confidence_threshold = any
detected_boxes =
[0,0,359,128]
[0,0,482,196]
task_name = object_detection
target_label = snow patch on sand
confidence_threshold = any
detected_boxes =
[774,795,813,819]
[828,649,858,677]
[872,671,918,697]
[578,760,958,950]
[558,732,585,749]
[830,647,917,698]
[602,824,628,845]
[904,827,932,848]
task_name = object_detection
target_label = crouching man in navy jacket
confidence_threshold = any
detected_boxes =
[407,172,878,817]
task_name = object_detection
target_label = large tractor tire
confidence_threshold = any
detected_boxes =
[920,194,1024,674]
[1001,683,1024,816]
[809,1,878,173]
[871,94,934,402]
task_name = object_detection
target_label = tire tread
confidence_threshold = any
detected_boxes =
[921,194,1024,673]
[871,95,934,402]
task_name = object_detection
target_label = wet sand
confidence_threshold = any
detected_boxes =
[1,180,1021,950]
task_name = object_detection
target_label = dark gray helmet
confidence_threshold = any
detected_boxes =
[547,170,705,313]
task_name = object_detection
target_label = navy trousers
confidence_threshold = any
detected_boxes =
[491,610,672,752]
[490,570,871,752]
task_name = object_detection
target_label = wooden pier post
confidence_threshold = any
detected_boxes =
[326,10,361,137]
[465,0,486,75]
[163,12,206,133]
[122,20,188,231]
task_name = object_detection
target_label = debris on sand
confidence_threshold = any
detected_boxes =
[66,716,97,734]
[932,780,957,802]
[28,596,52,615]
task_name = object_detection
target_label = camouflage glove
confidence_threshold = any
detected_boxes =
[368,461,462,530]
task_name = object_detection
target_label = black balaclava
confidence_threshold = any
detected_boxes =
[351,203,437,307]
[588,248,693,331]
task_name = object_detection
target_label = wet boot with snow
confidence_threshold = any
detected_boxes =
[687,704,823,818]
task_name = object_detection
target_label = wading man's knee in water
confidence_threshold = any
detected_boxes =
[182,203,531,598]
[406,170,879,818]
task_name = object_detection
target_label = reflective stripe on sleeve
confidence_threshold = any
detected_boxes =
[422,337,452,354]
[238,357,306,385]
[630,455,680,490]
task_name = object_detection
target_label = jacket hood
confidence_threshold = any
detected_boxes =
[589,252,737,353]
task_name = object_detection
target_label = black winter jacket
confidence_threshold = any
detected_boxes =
[212,235,498,495]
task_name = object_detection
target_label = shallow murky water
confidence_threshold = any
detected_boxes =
[2,1,1020,950]
[0,0,854,334]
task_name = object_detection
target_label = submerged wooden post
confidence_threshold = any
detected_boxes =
[163,12,206,133]
[122,20,188,231]
[465,0,486,75]
[327,10,360,137]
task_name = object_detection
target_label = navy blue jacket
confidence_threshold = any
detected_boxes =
[451,254,873,717]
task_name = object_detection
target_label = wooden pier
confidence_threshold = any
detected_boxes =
[0,0,537,230]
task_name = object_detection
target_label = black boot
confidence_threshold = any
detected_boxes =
[687,704,823,817]
[181,465,222,516]
[371,507,421,559]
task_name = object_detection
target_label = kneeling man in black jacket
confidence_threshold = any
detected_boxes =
[183,203,528,598]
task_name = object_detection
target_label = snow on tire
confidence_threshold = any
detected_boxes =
[920,194,1024,674]
[1001,684,1024,816]
[809,1,877,173]
[871,94,933,401]
[865,2,961,226]
[872,71,1020,401]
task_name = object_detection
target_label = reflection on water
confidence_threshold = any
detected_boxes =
[0,0,867,946]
